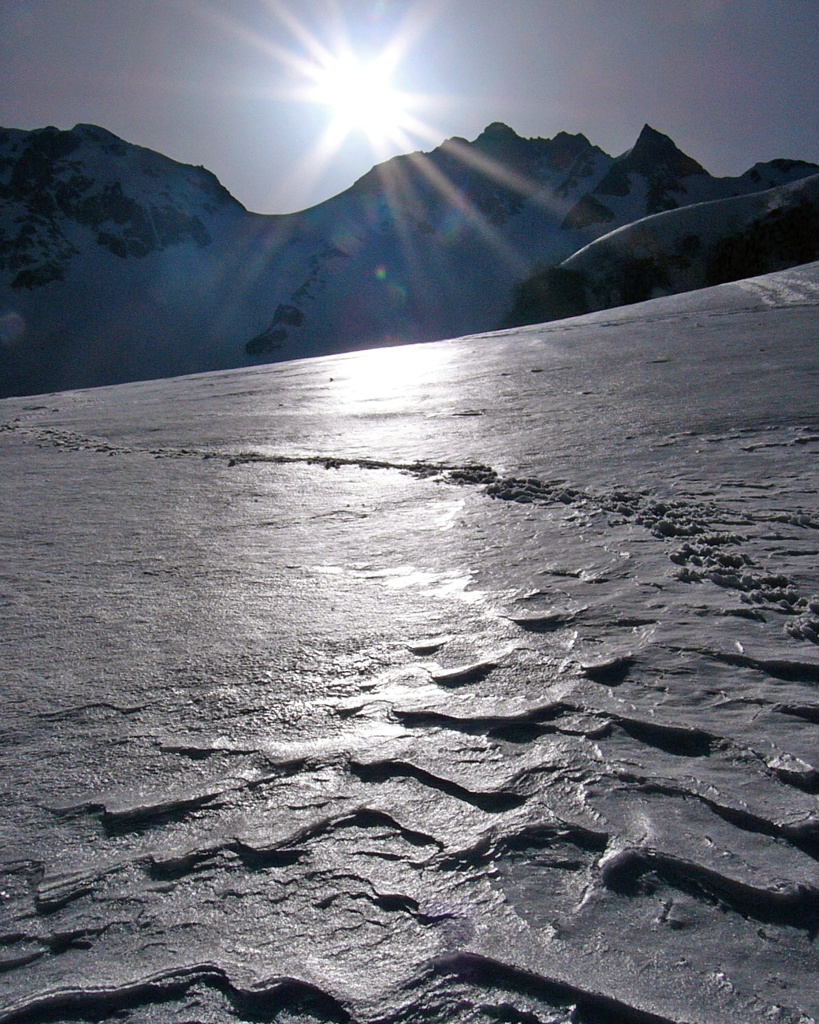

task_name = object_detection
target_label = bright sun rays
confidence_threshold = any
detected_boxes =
[229,0,446,201]
[196,0,550,304]
[304,48,412,148]
[201,1,548,225]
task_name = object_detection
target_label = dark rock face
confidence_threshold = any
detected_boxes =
[706,197,819,286]
[562,194,616,230]
[245,303,306,356]
[503,172,819,328]
[500,266,589,328]
[0,124,233,288]
[594,124,708,213]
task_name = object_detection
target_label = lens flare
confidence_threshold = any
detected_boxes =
[188,1,553,324]
[306,50,410,144]
[246,0,448,190]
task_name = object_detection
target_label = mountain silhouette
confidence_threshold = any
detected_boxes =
[1,121,816,397]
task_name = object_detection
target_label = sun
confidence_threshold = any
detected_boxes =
[306,50,411,146]
[204,2,448,206]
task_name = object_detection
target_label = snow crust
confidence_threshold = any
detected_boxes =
[0,263,818,1023]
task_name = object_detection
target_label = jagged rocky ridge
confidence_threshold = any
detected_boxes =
[503,169,819,326]
[1,122,817,397]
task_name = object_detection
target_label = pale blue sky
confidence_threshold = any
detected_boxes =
[2,0,817,213]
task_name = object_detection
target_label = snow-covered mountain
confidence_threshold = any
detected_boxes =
[503,171,819,325]
[1,121,816,397]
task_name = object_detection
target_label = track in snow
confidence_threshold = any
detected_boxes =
[1,263,818,1024]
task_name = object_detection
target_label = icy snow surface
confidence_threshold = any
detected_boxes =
[1,262,818,1023]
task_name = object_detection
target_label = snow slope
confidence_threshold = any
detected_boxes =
[2,122,816,398]
[516,171,819,321]
[1,261,818,1024]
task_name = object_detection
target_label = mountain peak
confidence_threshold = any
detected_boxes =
[472,122,526,151]
[635,123,670,146]
[627,123,707,177]
[71,123,124,142]
[480,121,520,138]
[593,124,708,212]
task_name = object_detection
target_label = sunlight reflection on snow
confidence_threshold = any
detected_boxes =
[332,342,453,409]
[421,498,465,531]
[313,562,485,604]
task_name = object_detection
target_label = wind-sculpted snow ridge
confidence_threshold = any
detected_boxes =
[503,172,819,326]
[0,264,818,1022]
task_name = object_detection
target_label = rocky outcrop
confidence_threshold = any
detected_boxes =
[503,172,819,327]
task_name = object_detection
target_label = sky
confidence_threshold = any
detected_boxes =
[1,0,818,215]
